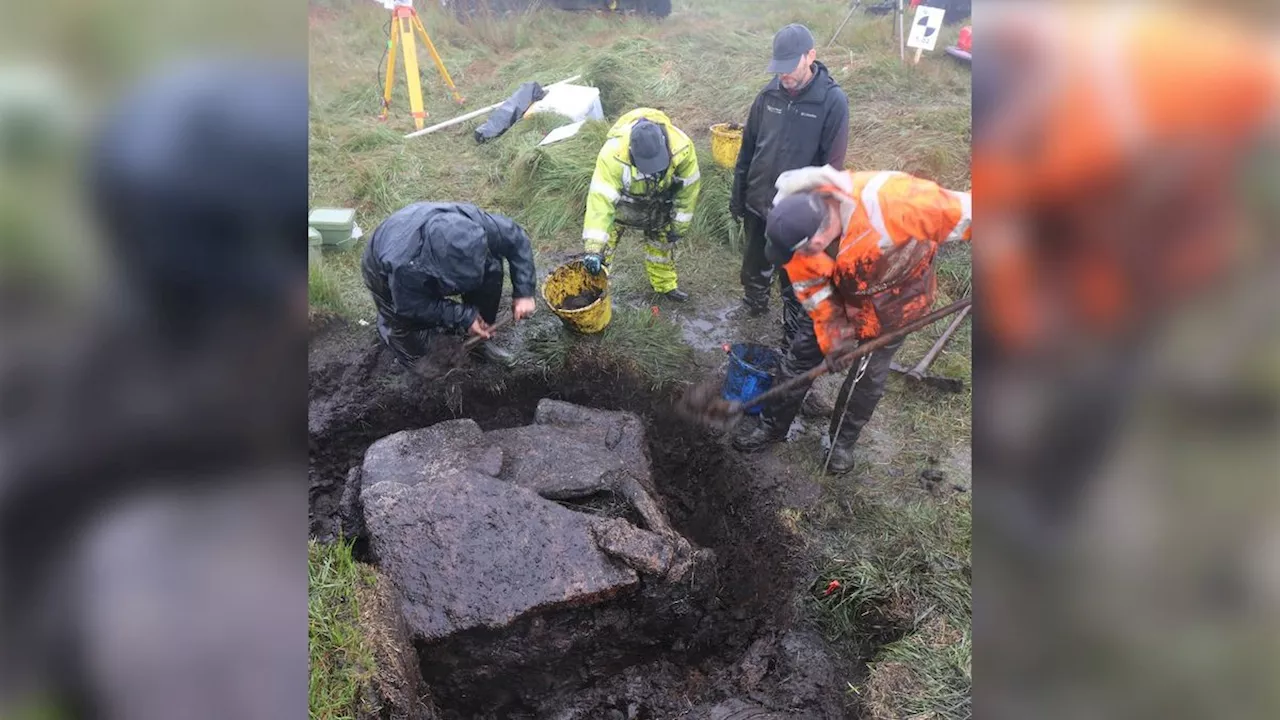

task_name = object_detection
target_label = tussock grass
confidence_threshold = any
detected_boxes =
[309,538,377,720]
[503,119,611,237]
[805,484,972,720]
[521,304,693,386]
[309,256,350,318]
[580,42,666,118]
[689,159,738,249]
[810,489,971,638]
[864,619,972,720]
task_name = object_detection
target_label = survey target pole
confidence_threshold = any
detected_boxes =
[906,3,946,65]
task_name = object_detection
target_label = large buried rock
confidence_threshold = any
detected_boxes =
[359,401,714,714]
[485,400,673,535]
[362,466,641,643]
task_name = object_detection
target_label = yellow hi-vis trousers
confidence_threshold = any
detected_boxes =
[598,226,678,294]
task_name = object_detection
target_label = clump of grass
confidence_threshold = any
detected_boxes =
[502,119,611,237]
[811,504,969,642]
[309,256,350,318]
[340,125,402,154]
[520,304,693,386]
[935,242,972,300]
[863,619,972,720]
[689,158,737,249]
[580,49,645,117]
[488,110,579,176]
[309,538,377,720]
[808,490,971,710]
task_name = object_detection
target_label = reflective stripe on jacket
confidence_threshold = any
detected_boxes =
[783,170,972,354]
[583,108,701,252]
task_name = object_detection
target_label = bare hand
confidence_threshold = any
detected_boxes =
[468,317,494,339]
[513,297,536,321]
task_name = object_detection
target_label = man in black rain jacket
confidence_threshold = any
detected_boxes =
[731,23,850,316]
[361,202,537,366]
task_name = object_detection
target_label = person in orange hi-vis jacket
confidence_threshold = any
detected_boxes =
[732,166,971,474]
[972,4,1279,547]
[975,4,1280,357]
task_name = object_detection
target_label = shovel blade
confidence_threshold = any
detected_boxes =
[890,363,965,393]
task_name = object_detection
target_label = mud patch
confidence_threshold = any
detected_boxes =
[310,325,855,718]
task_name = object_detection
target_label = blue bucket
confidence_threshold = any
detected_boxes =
[722,343,779,415]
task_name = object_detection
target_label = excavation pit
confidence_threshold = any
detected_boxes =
[309,327,851,719]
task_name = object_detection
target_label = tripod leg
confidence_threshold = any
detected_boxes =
[413,16,464,105]
[397,14,428,130]
[381,26,399,121]
[827,1,859,48]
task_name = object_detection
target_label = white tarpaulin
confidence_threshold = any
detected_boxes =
[524,84,604,123]
[907,5,947,52]
[538,120,587,146]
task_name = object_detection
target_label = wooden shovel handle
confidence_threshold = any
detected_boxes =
[737,297,972,411]
[461,314,514,351]
[909,304,971,378]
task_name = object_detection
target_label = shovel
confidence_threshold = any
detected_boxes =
[675,297,972,429]
[889,304,970,392]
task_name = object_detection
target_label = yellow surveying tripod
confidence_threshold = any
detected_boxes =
[380,0,464,131]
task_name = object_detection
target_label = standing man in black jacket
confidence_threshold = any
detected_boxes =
[361,202,538,367]
[732,23,850,316]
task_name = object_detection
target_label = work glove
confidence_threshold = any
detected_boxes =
[729,201,744,222]
[582,253,604,275]
[666,230,682,245]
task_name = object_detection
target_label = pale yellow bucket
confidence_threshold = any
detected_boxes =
[710,122,744,169]
[542,259,613,334]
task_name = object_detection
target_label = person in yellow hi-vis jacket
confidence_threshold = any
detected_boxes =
[581,108,701,302]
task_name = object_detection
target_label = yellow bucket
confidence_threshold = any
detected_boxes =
[709,122,744,169]
[542,259,613,334]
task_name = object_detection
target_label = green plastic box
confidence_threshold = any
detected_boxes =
[308,226,323,264]
[309,208,356,246]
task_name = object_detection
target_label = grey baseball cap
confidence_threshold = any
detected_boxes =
[767,24,815,74]
[765,192,827,266]
[629,119,671,176]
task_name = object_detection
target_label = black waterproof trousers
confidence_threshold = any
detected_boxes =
[364,264,505,366]
[762,270,905,451]
[739,211,779,313]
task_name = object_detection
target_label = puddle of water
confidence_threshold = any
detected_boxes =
[677,303,738,353]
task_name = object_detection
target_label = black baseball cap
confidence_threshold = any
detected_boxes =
[629,119,671,176]
[767,24,815,74]
[764,192,827,266]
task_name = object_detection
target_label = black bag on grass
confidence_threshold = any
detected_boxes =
[474,81,546,144]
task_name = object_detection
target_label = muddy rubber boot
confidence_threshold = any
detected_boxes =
[663,288,689,303]
[824,443,856,475]
[470,342,516,368]
[732,416,786,452]
[741,297,768,317]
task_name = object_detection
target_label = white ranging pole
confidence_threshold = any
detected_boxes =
[898,0,905,62]
[404,74,583,139]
